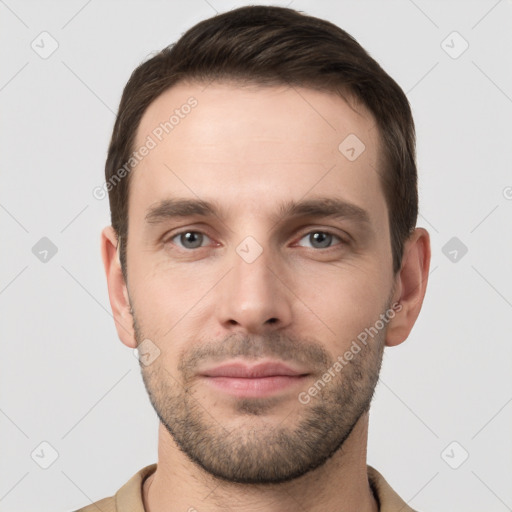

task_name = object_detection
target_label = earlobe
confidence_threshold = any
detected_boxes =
[101,226,137,348]
[385,227,431,347]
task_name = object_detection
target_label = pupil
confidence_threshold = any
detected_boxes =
[312,232,330,248]
[183,232,202,248]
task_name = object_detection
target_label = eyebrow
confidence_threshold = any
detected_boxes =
[145,197,371,226]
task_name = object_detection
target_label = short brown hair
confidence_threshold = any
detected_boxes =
[105,5,417,280]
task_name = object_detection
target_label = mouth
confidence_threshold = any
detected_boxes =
[199,360,310,398]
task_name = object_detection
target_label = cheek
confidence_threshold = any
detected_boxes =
[292,260,390,344]
[129,260,216,348]
[130,244,205,304]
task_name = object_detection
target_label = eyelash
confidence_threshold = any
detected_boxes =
[164,229,348,251]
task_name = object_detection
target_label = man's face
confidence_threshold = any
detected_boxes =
[125,81,396,483]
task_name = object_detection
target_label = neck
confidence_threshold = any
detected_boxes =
[143,413,378,512]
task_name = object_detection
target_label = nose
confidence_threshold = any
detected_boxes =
[215,244,293,335]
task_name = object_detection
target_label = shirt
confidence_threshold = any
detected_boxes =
[73,463,418,512]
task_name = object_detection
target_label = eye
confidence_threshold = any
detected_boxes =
[296,231,344,249]
[169,231,212,249]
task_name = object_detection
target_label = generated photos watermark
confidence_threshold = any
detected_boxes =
[298,301,402,405]
[92,96,198,200]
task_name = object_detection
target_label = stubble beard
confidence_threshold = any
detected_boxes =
[133,306,387,485]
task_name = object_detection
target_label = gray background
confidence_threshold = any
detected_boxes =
[1,0,511,510]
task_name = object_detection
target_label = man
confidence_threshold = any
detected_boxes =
[77,5,430,511]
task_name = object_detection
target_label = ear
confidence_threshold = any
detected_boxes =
[385,227,431,347]
[101,226,137,349]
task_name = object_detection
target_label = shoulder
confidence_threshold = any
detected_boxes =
[71,495,116,512]
[69,463,157,512]
[367,465,419,512]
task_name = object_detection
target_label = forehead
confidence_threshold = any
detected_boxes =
[129,81,385,224]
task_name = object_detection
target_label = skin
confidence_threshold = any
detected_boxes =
[101,81,430,512]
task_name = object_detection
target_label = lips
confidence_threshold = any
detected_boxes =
[199,361,310,398]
